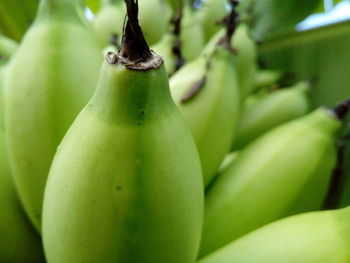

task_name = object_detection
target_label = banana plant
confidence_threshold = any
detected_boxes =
[239,0,321,41]
[259,20,350,109]
[0,0,40,41]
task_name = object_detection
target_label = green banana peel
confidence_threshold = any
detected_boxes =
[200,107,342,257]
[93,0,125,47]
[197,0,228,42]
[181,5,205,62]
[199,207,350,263]
[151,33,177,75]
[253,69,283,91]
[0,41,45,263]
[5,0,103,232]
[233,81,311,150]
[138,0,172,45]
[203,23,257,100]
[171,45,240,187]
[43,2,203,262]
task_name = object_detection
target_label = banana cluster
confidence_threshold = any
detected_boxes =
[0,0,350,262]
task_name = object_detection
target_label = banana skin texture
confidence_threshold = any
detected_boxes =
[0,40,45,263]
[180,6,205,62]
[199,108,341,257]
[138,0,173,45]
[151,33,177,75]
[93,0,125,47]
[170,46,240,188]
[5,0,103,231]
[197,0,228,42]
[42,57,204,263]
[199,207,350,263]
[205,24,257,100]
[233,82,310,150]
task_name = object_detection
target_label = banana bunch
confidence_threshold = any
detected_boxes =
[5,0,103,232]
[233,81,311,150]
[42,2,203,262]
[200,105,344,257]
[0,0,39,41]
[0,34,45,263]
[199,207,350,263]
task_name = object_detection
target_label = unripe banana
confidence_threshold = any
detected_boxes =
[0,127,45,263]
[199,106,344,257]
[203,23,257,100]
[93,0,125,47]
[180,5,205,62]
[138,0,172,45]
[0,39,45,263]
[5,0,103,231]
[253,69,282,91]
[197,0,228,42]
[233,81,310,150]
[199,207,350,263]
[151,33,177,75]
[151,4,205,75]
[43,2,203,262]
[170,45,240,187]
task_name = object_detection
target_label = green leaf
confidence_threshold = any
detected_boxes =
[0,0,39,41]
[259,20,350,108]
[85,0,101,13]
[240,0,322,41]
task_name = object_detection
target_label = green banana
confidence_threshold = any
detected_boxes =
[199,104,346,257]
[199,207,350,263]
[138,0,172,45]
[93,0,125,47]
[151,4,205,75]
[94,0,172,47]
[197,0,228,42]
[43,1,203,262]
[151,32,177,75]
[0,117,45,263]
[0,36,45,263]
[5,0,103,232]
[180,5,205,62]
[203,23,257,100]
[233,81,310,150]
[170,41,240,187]
[253,69,283,91]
